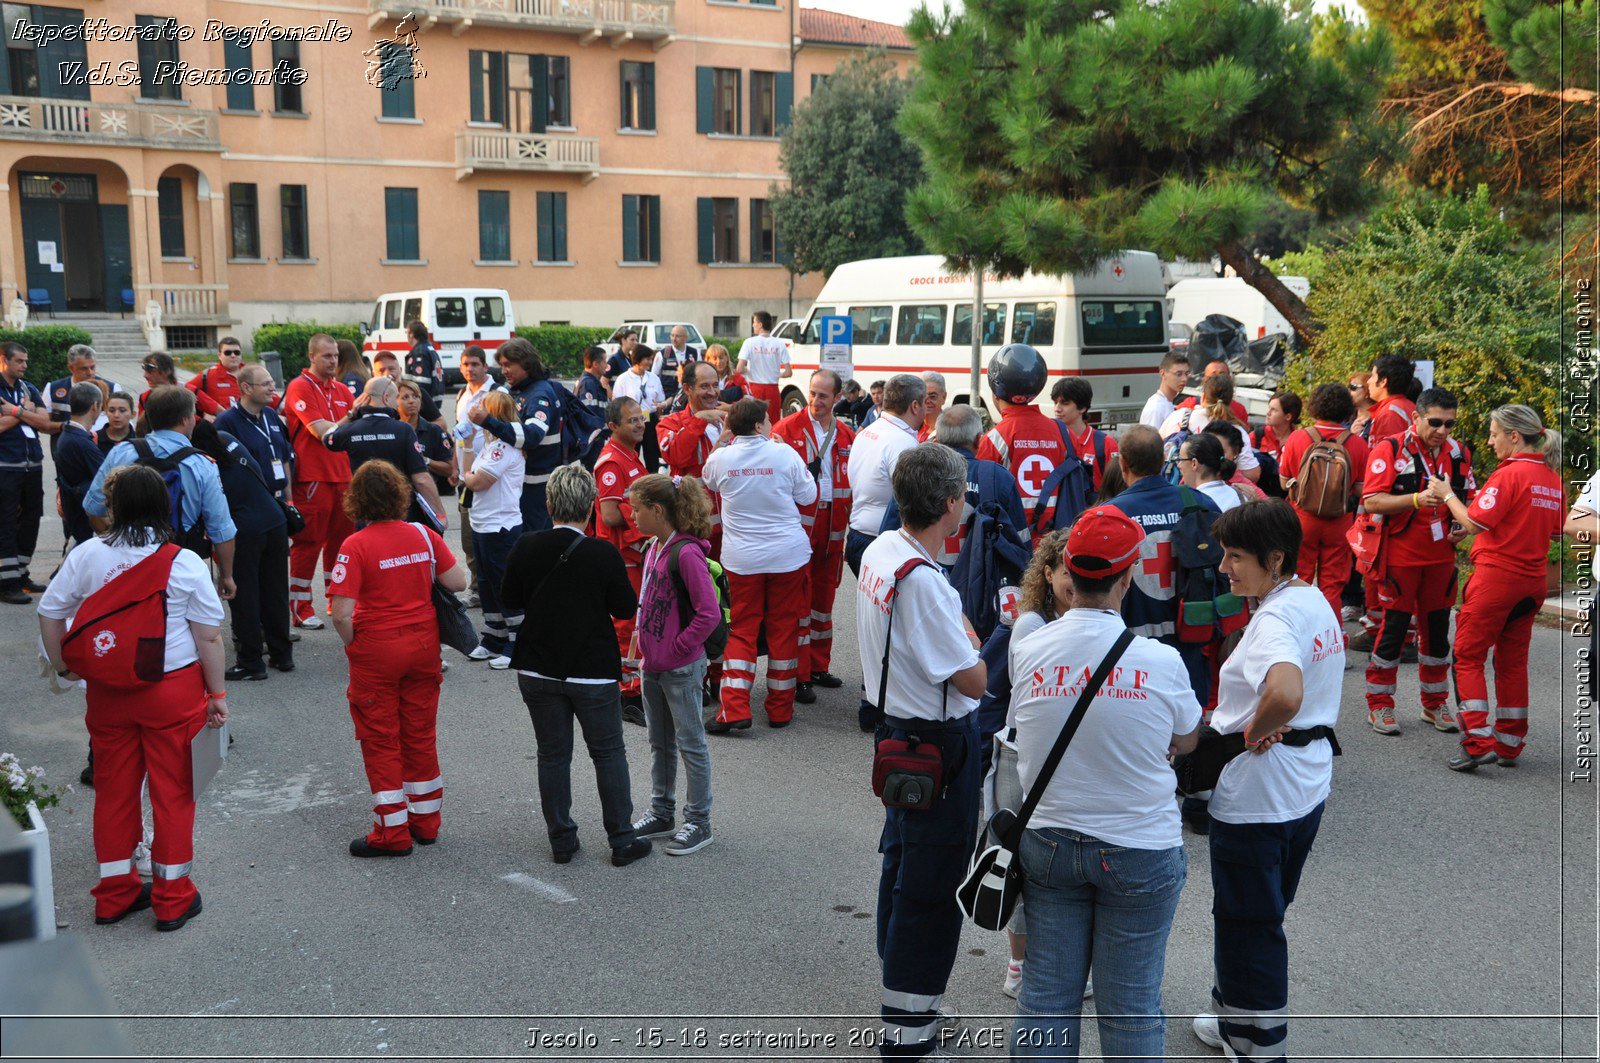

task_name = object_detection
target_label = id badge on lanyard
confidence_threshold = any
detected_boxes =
[1412,438,1447,541]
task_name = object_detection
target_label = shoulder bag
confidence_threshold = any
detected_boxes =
[956,628,1135,932]
[413,523,478,656]
[869,556,948,811]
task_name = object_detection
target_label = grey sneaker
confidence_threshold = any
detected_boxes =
[665,822,713,855]
[632,812,675,840]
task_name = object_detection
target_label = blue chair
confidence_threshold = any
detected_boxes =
[119,288,135,316]
[26,288,51,317]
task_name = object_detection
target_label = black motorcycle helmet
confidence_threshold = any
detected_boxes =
[987,343,1047,405]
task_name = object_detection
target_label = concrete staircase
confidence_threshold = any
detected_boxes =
[50,313,150,361]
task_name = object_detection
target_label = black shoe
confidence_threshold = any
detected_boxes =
[79,762,94,788]
[768,716,793,729]
[794,682,816,705]
[155,893,203,932]
[858,703,883,733]
[349,837,412,858]
[225,665,267,682]
[408,826,437,846]
[21,577,47,594]
[95,882,152,925]
[0,588,30,605]
[705,715,751,735]
[552,843,579,865]
[269,658,295,673]
[622,698,646,726]
[810,671,844,689]
[703,677,718,707]
[611,839,652,866]
[1448,748,1498,772]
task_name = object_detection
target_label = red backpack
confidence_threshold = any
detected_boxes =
[61,544,180,690]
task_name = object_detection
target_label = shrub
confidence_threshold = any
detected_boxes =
[514,325,612,377]
[251,323,362,379]
[0,325,97,387]
[707,336,747,360]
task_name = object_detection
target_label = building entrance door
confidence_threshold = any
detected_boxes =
[18,171,116,311]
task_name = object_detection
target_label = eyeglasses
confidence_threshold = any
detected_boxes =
[1425,417,1457,429]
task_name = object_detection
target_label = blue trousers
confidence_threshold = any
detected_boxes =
[519,482,551,533]
[472,524,524,654]
[1209,802,1325,1063]
[875,713,980,1058]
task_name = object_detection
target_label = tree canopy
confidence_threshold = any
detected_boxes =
[770,55,925,278]
[901,0,1396,345]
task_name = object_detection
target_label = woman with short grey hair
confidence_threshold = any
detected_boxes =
[502,463,650,867]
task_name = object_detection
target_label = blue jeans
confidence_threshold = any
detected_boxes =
[1208,803,1325,1063]
[643,656,712,828]
[1011,828,1186,1061]
[472,524,523,655]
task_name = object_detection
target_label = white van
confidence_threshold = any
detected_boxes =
[600,321,707,360]
[786,253,1169,423]
[362,288,516,387]
[1167,276,1309,341]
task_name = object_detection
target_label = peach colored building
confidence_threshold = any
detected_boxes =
[0,0,913,350]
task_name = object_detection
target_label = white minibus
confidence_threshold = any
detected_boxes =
[362,288,516,387]
[786,253,1168,424]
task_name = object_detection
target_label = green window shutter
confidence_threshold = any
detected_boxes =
[646,196,660,262]
[224,35,253,110]
[775,71,793,132]
[386,188,402,259]
[469,50,486,122]
[554,193,567,262]
[385,188,418,260]
[530,54,548,133]
[697,198,713,264]
[695,66,713,134]
[479,190,509,260]
[749,200,761,263]
[536,192,553,261]
[622,195,639,262]
[642,63,656,130]
[380,44,414,118]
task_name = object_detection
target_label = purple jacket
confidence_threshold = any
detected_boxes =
[637,534,721,672]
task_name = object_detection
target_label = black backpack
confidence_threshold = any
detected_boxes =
[1171,486,1244,643]
[131,438,211,558]
[666,537,730,660]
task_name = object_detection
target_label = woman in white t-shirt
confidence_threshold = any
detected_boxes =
[461,390,527,668]
[1007,507,1200,1061]
[37,464,227,933]
[1178,431,1248,513]
[1192,498,1344,1062]
[1159,374,1261,481]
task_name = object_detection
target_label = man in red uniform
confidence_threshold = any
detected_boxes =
[1365,354,1417,442]
[282,334,355,628]
[657,360,729,549]
[1359,387,1473,735]
[594,396,651,722]
[186,336,245,416]
[772,369,854,704]
[975,344,1068,541]
[1050,376,1119,494]
[1279,382,1368,617]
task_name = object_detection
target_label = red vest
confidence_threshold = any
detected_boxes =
[772,410,854,542]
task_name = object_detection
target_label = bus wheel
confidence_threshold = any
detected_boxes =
[780,387,805,418]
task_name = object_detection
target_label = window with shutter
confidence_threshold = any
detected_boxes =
[385,188,419,261]
[223,32,253,110]
[478,190,511,261]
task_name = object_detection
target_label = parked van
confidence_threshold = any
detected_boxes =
[1166,276,1309,342]
[362,288,515,387]
[772,318,804,349]
[600,321,707,359]
[786,253,1168,423]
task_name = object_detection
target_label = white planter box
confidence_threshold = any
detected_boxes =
[20,800,56,940]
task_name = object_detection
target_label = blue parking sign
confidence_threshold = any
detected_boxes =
[819,315,852,347]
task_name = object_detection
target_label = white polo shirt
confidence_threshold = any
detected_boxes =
[614,368,664,415]
[857,530,979,722]
[1008,609,1200,849]
[1140,389,1177,429]
[468,439,526,533]
[740,334,789,385]
[846,412,919,536]
[701,433,817,575]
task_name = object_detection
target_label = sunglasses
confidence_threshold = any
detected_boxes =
[141,364,159,372]
[1347,383,1364,391]
[1425,417,1457,429]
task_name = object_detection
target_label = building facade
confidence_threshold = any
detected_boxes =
[0,0,912,349]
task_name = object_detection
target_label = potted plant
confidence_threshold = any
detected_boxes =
[3,751,62,940]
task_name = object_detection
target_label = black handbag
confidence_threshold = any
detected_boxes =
[229,438,305,535]
[1173,724,1343,796]
[414,523,479,656]
[956,629,1134,932]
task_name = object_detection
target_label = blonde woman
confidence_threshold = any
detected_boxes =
[461,389,525,668]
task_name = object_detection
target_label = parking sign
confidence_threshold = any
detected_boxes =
[819,314,853,380]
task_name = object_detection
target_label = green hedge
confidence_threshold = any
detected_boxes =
[251,322,363,379]
[514,325,611,378]
[2,325,97,387]
[707,336,746,359]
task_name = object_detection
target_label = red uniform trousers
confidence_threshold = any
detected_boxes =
[749,383,782,426]
[86,663,205,922]
[1453,564,1545,760]
[1294,508,1353,619]
[289,480,353,622]
[345,621,444,849]
[718,564,808,725]
[1366,562,1456,718]
[616,562,642,699]
[799,511,846,679]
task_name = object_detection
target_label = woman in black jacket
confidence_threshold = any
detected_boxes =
[501,463,648,868]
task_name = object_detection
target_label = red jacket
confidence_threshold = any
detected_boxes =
[1368,395,1415,442]
[592,438,651,567]
[186,363,239,416]
[771,409,854,542]
[976,404,1069,534]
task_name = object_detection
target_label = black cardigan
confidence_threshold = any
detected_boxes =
[501,527,637,680]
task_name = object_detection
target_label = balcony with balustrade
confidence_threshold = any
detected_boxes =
[370,0,674,45]
[456,128,600,179]
[0,96,222,152]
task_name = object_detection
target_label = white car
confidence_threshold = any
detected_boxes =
[600,322,707,359]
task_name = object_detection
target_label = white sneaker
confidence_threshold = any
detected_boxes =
[1193,1013,1237,1058]
[294,615,325,630]
[1340,604,1361,622]
[134,841,152,878]
[489,655,512,670]
[1002,959,1023,999]
[466,645,493,661]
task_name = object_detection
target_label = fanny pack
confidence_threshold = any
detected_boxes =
[1172,724,1343,796]
[869,556,945,811]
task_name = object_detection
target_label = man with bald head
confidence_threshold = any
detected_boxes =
[324,375,447,530]
[282,333,356,627]
[217,364,295,501]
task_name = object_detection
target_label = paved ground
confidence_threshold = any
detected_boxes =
[4,361,1597,1061]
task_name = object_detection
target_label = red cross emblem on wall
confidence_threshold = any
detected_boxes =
[1141,538,1175,589]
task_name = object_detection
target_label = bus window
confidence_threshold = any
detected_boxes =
[801,306,836,344]
[474,296,507,328]
[850,305,893,345]
[896,304,947,345]
[1079,300,1164,347]
[403,298,423,329]
[383,300,401,330]
[369,301,383,332]
[435,297,469,329]
[1011,302,1056,346]
[952,303,1007,346]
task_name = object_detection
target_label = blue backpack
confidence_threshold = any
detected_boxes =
[951,498,1033,644]
[1029,422,1098,536]
[131,438,211,557]
[1161,408,1195,484]
[543,377,609,468]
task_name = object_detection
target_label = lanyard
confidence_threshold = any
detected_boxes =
[1407,432,1447,482]
[0,378,27,406]
[809,417,836,464]
[305,372,339,423]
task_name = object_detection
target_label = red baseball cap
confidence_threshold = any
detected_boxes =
[1066,506,1146,577]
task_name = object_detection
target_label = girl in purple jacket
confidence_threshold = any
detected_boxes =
[626,474,722,856]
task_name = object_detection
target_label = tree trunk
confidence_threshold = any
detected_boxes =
[1215,239,1320,348]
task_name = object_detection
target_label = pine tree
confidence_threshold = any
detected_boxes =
[900,0,1396,345]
